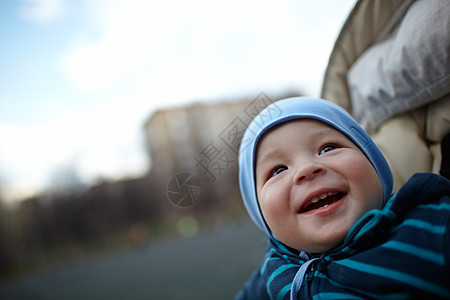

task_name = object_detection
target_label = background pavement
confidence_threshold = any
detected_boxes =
[0,218,267,300]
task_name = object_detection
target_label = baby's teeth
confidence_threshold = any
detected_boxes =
[323,204,328,208]
[311,193,331,204]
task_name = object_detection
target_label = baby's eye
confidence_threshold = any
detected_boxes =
[319,144,336,155]
[271,166,288,177]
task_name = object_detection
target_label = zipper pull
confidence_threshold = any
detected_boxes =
[306,262,316,281]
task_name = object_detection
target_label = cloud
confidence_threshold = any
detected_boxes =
[0,95,150,202]
[59,33,146,90]
[58,0,305,91]
[3,0,357,203]
[19,0,67,26]
[59,0,180,90]
[58,0,356,96]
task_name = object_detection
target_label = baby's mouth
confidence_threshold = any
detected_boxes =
[300,192,344,213]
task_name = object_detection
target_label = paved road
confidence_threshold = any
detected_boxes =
[0,218,267,300]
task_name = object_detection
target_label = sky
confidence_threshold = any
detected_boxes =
[0,0,356,204]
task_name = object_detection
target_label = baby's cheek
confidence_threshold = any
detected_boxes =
[342,155,375,182]
[260,198,278,222]
[260,194,285,226]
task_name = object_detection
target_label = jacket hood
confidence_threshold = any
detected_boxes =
[238,97,393,239]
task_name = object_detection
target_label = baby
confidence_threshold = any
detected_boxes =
[237,97,450,299]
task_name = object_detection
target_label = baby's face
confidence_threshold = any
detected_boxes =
[255,119,383,253]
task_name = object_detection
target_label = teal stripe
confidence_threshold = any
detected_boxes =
[276,283,292,300]
[267,264,298,296]
[382,240,445,266]
[314,271,410,299]
[273,239,293,253]
[418,202,450,210]
[312,292,362,299]
[261,256,280,275]
[335,259,450,298]
[400,219,446,234]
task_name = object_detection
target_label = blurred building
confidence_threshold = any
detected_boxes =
[143,92,300,214]
[145,99,244,181]
[144,92,298,185]
[0,92,302,279]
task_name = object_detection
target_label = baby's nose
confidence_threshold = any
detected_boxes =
[293,162,324,184]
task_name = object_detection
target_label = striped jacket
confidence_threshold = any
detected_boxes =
[236,173,450,299]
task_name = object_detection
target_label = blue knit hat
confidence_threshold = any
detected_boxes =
[238,97,393,239]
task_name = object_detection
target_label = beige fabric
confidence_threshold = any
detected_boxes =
[426,95,450,143]
[321,0,449,190]
[347,0,450,133]
[321,0,413,112]
[430,143,442,175]
[369,97,449,192]
[371,113,431,192]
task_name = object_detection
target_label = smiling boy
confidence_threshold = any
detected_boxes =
[255,118,383,254]
[236,97,450,299]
